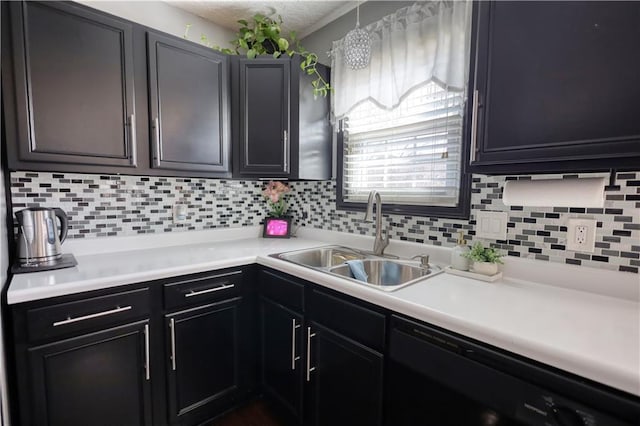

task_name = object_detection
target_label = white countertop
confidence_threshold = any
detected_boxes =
[7,227,640,398]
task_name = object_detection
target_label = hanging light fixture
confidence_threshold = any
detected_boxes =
[343,1,371,70]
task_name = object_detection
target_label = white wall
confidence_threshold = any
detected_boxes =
[76,1,236,48]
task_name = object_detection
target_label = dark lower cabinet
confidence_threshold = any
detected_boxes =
[258,269,385,426]
[307,322,384,426]
[260,298,305,423]
[11,267,255,426]
[166,298,243,425]
[27,320,152,426]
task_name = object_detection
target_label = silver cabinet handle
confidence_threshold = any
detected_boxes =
[306,326,316,382]
[128,114,137,166]
[53,305,132,327]
[152,117,161,167]
[184,283,234,298]
[169,318,176,371]
[144,323,150,381]
[283,130,289,172]
[469,90,479,163]
[291,319,301,370]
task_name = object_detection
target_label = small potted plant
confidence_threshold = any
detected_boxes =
[262,181,292,238]
[463,242,503,276]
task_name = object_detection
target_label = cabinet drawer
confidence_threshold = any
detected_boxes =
[164,270,243,310]
[259,269,304,312]
[27,288,150,342]
[309,289,386,352]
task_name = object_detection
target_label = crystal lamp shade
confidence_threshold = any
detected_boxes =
[343,26,371,70]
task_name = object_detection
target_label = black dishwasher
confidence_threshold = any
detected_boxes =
[387,315,640,426]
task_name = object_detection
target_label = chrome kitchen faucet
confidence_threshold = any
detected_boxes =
[364,190,389,256]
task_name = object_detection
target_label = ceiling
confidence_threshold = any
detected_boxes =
[166,1,356,39]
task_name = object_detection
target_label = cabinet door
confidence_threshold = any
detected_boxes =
[3,1,137,168]
[147,32,230,174]
[471,1,640,173]
[308,322,384,426]
[27,321,152,426]
[260,298,304,422]
[236,58,291,177]
[166,298,242,425]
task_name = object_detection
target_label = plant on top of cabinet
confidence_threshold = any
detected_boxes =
[191,13,332,98]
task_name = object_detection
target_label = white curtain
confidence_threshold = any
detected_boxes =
[331,1,472,118]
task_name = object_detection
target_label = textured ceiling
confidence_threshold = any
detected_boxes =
[166,1,355,39]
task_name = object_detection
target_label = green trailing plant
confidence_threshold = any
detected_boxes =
[463,242,504,264]
[185,13,332,98]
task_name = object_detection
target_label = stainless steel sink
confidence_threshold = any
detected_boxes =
[328,259,439,291]
[274,246,366,268]
[272,245,442,292]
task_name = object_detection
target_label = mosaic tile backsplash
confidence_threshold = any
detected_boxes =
[10,171,640,274]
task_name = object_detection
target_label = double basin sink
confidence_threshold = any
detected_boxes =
[271,245,442,292]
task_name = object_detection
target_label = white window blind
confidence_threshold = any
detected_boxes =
[342,82,464,207]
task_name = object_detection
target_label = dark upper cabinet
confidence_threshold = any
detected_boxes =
[27,321,153,426]
[233,56,332,180]
[147,32,230,175]
[235,58,291,177]
[2,1,138,169]
[469,1,640,174]
[2,1,233,178]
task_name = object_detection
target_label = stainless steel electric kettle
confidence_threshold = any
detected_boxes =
[15,207,69,265]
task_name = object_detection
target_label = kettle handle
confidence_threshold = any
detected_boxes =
[54,208,69,244]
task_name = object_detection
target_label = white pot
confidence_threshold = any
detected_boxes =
[471,261,498,276]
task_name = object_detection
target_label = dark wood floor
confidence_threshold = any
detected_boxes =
[208,399,285,426]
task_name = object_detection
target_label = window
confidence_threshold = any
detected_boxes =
[337,82,471,219]
[333,1,472,219]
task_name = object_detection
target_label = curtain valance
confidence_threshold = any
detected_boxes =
[331,1,472,118]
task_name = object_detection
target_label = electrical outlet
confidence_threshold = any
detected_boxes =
[575,225,588,245]
[567,218,596,252]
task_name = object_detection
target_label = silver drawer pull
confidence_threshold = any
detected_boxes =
[184,283,234,298]
[144,323,150,381]
[306,327,316,382]
[169,318,177,371]
[53,305,133,327]
[291,319,301,370]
